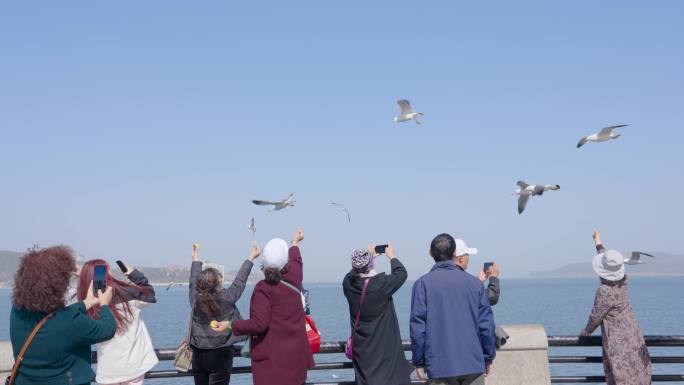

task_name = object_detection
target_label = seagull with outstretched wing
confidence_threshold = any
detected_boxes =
[330,202,351,223]
[577,125,627,148]
[514,181,561,214]
[624,251,655,265]
[393,99,423,125]
[252,193,296,211]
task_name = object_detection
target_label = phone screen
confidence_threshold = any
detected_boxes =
[484,262,494,272]
[375,244,388,254]
[93,264,108,293]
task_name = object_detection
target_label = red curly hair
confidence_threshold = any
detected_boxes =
[13,246,76,313]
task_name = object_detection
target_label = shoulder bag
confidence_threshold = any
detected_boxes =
[345,278,370,359]
[174,303,195,372]
[5,313,53,385]
[281,280,321,354]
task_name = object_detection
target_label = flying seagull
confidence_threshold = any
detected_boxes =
[514,181,561,214]
[393,99,424,125]
[577,125,627,148]
[252,193,296,211]
[166,282,185,291]
[247,218,256,237]
[624,251,655,265]
[330,202,351,223]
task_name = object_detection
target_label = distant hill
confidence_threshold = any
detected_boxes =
[530,252,684,278]
[0,250,262,287]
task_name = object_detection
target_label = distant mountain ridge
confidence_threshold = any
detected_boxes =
[0,250,262,287]
[530,251,684,278]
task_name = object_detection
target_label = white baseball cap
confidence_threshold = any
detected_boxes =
[592,249,625,281]
[261,238,289,270]
[454,239,478,257]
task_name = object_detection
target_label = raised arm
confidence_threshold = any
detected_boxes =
[224,245,259,304]
[232,284,272,336]
[122,267,157,303]
[379,244,408,298]
[189,244,201,306]
[282,228,305,288]
[487,277,500,306]
[69,286,116,345]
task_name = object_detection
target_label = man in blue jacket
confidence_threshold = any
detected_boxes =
[410,233,496,385]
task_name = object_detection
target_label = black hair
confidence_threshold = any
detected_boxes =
[430,233,456,262]
[263,263,289,285]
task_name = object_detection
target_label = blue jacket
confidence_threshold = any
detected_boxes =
[410,261,496,379]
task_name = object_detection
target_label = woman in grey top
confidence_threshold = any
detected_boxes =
[580,230,651,385]
[188,243,260,385]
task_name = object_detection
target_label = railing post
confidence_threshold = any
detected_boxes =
[486,325,551,385]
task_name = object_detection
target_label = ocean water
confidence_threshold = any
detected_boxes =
[2,277,683,384]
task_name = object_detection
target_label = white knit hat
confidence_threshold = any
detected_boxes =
[261,238,289,270]
[592,249,625,281]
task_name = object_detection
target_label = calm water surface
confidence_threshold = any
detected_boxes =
[2,277,683,384]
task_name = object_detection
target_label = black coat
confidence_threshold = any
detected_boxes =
[342,258,411,385]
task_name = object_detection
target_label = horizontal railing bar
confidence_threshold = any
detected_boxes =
[549,355,684,364]
[551,375,684,383]
[548,335,684,347]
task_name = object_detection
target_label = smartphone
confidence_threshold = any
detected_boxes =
[483,262,494,272]
[374,244,388,254]
[115,260,128,274]
[93,264,109,294]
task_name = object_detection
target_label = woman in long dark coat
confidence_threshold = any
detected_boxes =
[342,243,411,385]
[580,230,651,385]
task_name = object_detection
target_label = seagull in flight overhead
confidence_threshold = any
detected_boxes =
[577,125,627,148]
[514,181,561,214]
[330,202,351,223]
[393,99,424,125]
[252,193,296,211]
[624,251,655,265]
[247,218,256,236]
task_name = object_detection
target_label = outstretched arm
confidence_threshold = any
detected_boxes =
[232,285,272,336]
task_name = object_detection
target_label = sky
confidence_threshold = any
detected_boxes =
[1,1,683,281]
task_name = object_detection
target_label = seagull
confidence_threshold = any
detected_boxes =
[624,251,655,265]
[166,282,185,291]
[330,202,351,223]
[393,99,423,125]
[252,193,296,211]
[514,181,561,214]
[247,218,256,236]
[577,125,627,148]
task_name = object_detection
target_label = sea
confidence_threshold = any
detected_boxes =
[2,277,683,385]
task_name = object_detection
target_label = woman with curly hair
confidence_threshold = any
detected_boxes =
[76,259,158,385]
[10,246,115,385]
[188,243,260,385]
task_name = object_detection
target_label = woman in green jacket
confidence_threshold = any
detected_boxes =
[10,246,116,385]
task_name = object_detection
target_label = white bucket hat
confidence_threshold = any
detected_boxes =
[454,239,478,257]
[592,249,625,281]
[261,238,289,270]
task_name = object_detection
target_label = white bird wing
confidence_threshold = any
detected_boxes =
[599,125,627,136]
[517,180,530,190]
[518,194,531,214]
[397,99,413,115]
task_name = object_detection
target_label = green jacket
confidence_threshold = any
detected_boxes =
[10,302,116,385]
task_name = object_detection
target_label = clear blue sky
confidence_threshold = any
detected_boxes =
[1,1,683,280]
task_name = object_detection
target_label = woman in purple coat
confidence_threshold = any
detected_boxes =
[219,228,314,385]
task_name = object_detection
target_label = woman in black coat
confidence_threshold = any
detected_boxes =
[342,244,411,385]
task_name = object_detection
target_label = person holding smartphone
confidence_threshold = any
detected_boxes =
[76,259,158,385]
[10,246,116,385]
[342,243,411,385]
[478,262,500,305]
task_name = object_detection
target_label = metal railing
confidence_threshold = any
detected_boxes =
[105,336,684,384]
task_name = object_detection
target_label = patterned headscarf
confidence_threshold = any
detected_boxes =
[351,249,372,271]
